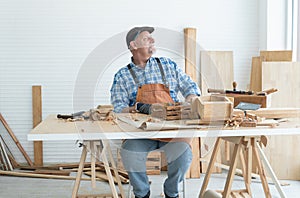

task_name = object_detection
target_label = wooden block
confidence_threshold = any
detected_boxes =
[193,96,233,121]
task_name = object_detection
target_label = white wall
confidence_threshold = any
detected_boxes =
[267,0,289,49]
[0,0,260,163]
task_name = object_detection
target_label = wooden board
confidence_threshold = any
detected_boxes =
[200,51,234,95]
[184,28,197,81]
[250,50,292,92]
[184,27,201,178]
[200,51,233,174]
[250,56,263,92]
[32,86,43,166]
[262,62,300,180]
[260,50,292,62]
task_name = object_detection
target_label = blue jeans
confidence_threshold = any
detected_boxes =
[120,139,192,198]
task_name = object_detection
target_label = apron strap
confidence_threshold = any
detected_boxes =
[127,58,168,87]
[127,64,139,85]
[155,57,168,87]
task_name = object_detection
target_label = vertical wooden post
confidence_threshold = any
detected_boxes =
[184,27,201,178]
[32,85,43,166]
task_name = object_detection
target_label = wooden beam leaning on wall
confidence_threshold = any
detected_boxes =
[0,113,33,166]
[184,27,201,178]
[32,85,43,166]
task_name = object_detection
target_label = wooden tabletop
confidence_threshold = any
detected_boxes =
[28,114,300,141]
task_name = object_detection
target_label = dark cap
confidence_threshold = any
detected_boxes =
[126,26,154,48]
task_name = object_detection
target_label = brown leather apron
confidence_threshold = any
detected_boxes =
[128,58,192,146]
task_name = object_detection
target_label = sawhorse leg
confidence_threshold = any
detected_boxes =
[199,137,223,198]
[199,136,283,198]
[72,142,88,198]
[72,140,125,198]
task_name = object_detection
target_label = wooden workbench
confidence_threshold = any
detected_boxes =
[28,114,300,198]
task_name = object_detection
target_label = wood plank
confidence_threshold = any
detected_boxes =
[262,62,300,180]
[250,57,263,92]
[260,50,292,61]
[0,113,33,166]
[184,28,197,81]
[200,51,234,95]
[0,169,94,181]
[184,27,201,178]
[200,51,233,174]
[32,85,43,166]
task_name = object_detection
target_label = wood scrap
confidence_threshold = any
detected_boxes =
[84,171,129,184]
[32,169,71,176]
[0,170,98,181]
[0,135,13,170]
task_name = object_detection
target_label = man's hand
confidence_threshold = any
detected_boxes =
[185,94,198,103]
[121,106,136,113]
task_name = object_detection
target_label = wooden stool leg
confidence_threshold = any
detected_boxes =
[252,139,271,198]
[223,139,243,198]
[199,137,222,198]
[103,140,125,198]
[100,140,120,198]
[72,143,88,198]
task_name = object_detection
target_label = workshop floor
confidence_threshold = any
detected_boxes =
[0,171,299,198]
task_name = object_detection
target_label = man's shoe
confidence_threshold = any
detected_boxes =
[135,190,150,198]
[164,192,179,198]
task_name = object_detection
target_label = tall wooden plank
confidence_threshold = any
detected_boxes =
[262,62,300,179]
[184,28,197,81]
[200,51,234,95]
[184,27,200,178]
[32,85,43,166]
[200,51,233,173]
[250,56,263,92]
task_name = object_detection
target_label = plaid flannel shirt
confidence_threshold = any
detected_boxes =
[110,57,201,113]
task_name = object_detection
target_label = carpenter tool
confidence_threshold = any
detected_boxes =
[57,111,86,119]
[208,81,255,95]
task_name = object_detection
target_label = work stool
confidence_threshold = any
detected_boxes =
[199,136,285,198]
[72,140,125,198]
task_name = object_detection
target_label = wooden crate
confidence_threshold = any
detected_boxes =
[192,96,233,121]
[117,149,161,175]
